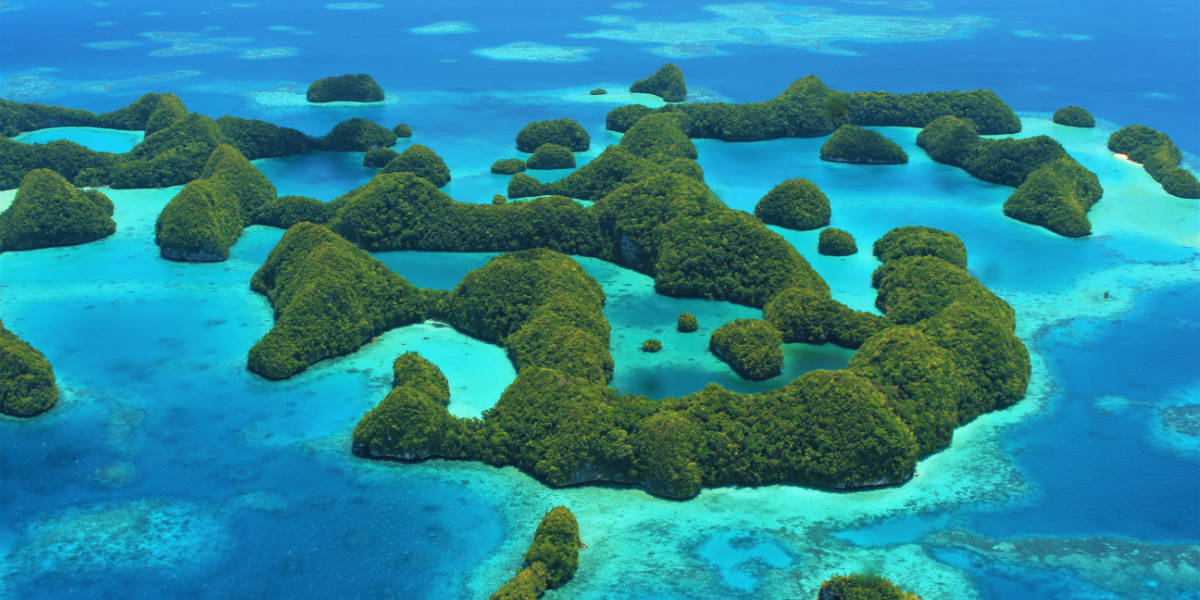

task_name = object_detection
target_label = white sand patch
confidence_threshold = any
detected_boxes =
[473,41,594,63]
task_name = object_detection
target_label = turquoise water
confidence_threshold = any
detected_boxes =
[13,126,144,153]
[3,2,1199,598]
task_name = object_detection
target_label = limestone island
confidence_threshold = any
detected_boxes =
[516,118,590,153]
[491,158,527,175]
[306,74,385,103]
[526,143,576,170]
[820,124,908,164]
[630,63,687,102]
[818,574,922,600]
[487,506,580,600]
[0,168,115,252]
[641,339,662,353]
[709,319,784,380]
[380,143,451,187]
[677,312,698,332]
[754,177,831,231]
[1052,105,1095,128]
[1108,125,1200,199]
[0,320,59,418]
[818,228,857,255]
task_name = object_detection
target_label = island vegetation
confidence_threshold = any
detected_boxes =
[488,506,581,600]
[818,227,857,255]
[491,158,526,174]
[709,319,783,380]
[1052,105,1094,128]
[516,118,590,153]
[818,574,922,600]
[1107,125,1200,199]
[916,115,1103,235]
[306,74,385,103]
[320,117,397,152]
[754,177,831,231]
[641,339,662,352]
[380,143,451,187]
[363,147,399,168]
[629,63,687,103]
[0,320,59,418]
[0,168,115,252]
[820,125,908,164]
[526,143,575,170]
[677,312,698,332]
[605,74,1021,142]
[393,123,412,138]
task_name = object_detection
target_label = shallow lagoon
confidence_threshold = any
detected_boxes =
[2,2,1199,598]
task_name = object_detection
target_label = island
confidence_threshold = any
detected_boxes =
[754,177,831,230]
[917,115,1104,236]
[380,143,451,187]
[629,63,687,102]
[0,320,59,418]
[491,158,526,174]
[305,74,385,103]
[1052,105,1095,128]
[515,118,590,153]
[0,168,115,252]
[641,339,662,352]
[320,117,397,151]
[526,143,575,170]
[677,312,698,332]
[1108,125,1200,199]
[487,506,580,600]
[818,574,922,600]
[818,227,857,255]
[709,319,784,380]
[363,147,399,168]
[392,123,412,138]
[820,124,908,164]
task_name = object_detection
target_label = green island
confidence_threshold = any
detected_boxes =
[605,74,1021,142]
[818,227,858,256]
[515,118,590,153]
[818,574,922,600]
[820,124,908,164]
[677,312,698,332]
[305,74,385,103]
[1052,105,1095,128]
[0,320,59,418]
[709,319,784,380]
[491,158,526,174]
[917,115,1103,236]
[754,177,831,231]
[1107,125,1200,199]
[641,339,662,352]
[629,63,687,103]
[526,143,575,170]
[320,117,397,151]
[380,143,451,187]
[0,168,115,252]
[392,123,413,138]
[487,506,581,600]
[363,147,399,168]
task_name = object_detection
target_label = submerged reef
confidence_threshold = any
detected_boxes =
[605,74,1020,142]
[754,177,831,231]
[1052,105,1095,128]
[917,115,1103,236]
[1107,125,1200,199]
[380,143,451,187]
[515,118,590,153]
[305,73,384,103]
[0,168,115,251]
[818,227,857,255]
[818,574,922,600]
[820,124,908,164]
[487,506,580,600]
[629,63,687,102]
[0,319,59,418]
[526,143,575,170]
[709,319,784,380]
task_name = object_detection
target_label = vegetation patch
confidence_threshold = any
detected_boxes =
[0,320,59,418]
[306,73,385,103]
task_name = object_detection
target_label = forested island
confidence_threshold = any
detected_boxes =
[0,320,58,418]
[488,506,580,600]
[306,74,385,103]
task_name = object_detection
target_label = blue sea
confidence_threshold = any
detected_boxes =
[1,1,1198,598]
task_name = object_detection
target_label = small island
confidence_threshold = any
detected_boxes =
[820,124,908,164]
[1052,105,1095,128]
[677,312,698,332]
[0,320,59,418]
[641,339,662,352]
[526,143,575,170]
[818,227,857,255]
[516,118,590,153]
[306,74,385,103]
[1108,125,1200,199]
[380,143,451,187]
[491,158,527,174]
[362,147,399,168]
[0,168,115,252]
[754,178,831,230]
[709,319,784,380]
[488,506,580,600]
[320,118,397,151]
[818,574,922,600]
[629,63,687,102]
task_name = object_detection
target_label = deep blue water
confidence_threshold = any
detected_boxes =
[2,2,1199,599]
